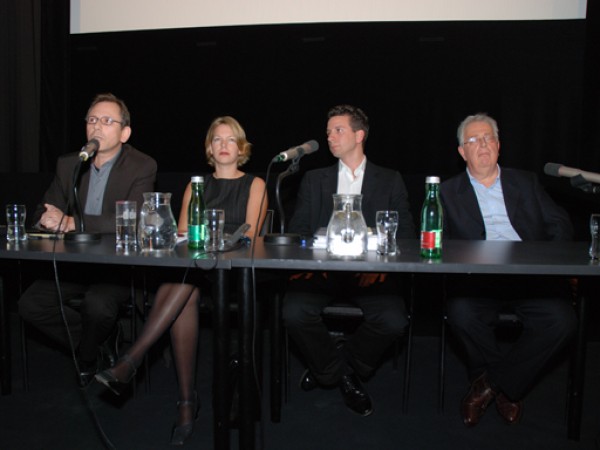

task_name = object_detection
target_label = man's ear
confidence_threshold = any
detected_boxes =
[120,126,132,143]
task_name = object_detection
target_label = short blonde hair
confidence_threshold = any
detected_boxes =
[204,116,252,167]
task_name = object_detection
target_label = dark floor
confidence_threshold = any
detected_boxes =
[2,311,600,450]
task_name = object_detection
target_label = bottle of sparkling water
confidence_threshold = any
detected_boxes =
[188,176,207,250]
[420,176,443,259]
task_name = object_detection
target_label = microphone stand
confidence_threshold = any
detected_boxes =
[63,158,101,243]
[570,174,600,195]
[264,156,302,245]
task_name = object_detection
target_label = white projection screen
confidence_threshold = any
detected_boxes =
[71,0,587,34]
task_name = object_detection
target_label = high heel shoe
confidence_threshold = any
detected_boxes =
[170,392,200,446]
[94,354,136,396]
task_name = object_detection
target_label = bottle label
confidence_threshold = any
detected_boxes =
[420,230,441,250]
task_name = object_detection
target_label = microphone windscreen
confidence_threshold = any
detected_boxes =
[305,140,319,153]
[544,162,562,177]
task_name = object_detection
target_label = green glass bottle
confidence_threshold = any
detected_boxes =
[420,176,443,259]
[188,176,207,250]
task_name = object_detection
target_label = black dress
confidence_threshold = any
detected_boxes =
[204,173,255,234]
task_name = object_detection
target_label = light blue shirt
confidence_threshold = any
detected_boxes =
[467,166,521,241]
[84,148,120,215]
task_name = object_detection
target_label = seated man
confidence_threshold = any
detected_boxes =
[19,93,157,386]
[440,112,576,426]
[283,104,415,416]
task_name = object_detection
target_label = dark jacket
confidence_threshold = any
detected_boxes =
[33,144,157,233]
[289,160,415,238]
[440,168,572,241]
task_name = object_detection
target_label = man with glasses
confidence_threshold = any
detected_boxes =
[440,112,576,427]
[19,93,157,386]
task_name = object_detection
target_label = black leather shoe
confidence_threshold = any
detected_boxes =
[339,373,373,416]
[299,369,318,391]
[99,323,122,369]
[78,359,98,388]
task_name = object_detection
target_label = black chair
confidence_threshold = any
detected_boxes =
[19,264,142,392]
[270,273,415,422]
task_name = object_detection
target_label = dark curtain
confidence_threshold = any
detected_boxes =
[0,0,68,174]
[583,0,600,172]
[0,0,41,173]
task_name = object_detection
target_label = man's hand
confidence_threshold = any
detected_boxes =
[40,204,75,232]
[356,273,387,287]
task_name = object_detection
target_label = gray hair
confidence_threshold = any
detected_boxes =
[457,113,499,146]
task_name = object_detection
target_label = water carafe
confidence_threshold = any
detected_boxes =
[138,192,178,252]
[326,194,368,258]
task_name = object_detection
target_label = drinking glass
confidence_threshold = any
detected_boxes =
[376,210,399,256]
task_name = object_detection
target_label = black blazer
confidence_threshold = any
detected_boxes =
[440,168,573,241]
[33,144,157,233]
[288,160,415,238]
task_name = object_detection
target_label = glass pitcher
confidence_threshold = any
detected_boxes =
[138,192,178,252]
[326,194,368,258]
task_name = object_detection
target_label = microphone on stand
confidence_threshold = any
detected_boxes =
[265,140,319,245]
[544,162,600,194]
[78,138,100,162]
[272,140,319,162]
[64,139,102,242]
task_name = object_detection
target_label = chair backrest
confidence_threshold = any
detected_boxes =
[260,209,274,236]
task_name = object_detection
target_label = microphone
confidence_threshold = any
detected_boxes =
[79,139,100,162]
[273,140,319,162]
[544,163,600,185]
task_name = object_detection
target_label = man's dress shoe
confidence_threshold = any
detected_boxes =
[78,360,98,388]
[339,373,373,416]
[495,392,523,424]
[99,323,122,369]
[299,369,318,391]
[461,373,496,427]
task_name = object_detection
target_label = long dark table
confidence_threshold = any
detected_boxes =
[1,237,598,449]
[231,238,600,448]
[0,235,235,450]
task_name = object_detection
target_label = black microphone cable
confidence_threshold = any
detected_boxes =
[48,212,117,450]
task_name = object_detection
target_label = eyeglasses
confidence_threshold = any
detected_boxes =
[464,134,498,147]
[85,116,123,126]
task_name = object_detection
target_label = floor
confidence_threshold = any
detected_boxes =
[2,310,600,450]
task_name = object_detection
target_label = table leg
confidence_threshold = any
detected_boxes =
[213,269,230,450]
[238,267,255,449]
[568,284,588,440]
[0,276,11,395]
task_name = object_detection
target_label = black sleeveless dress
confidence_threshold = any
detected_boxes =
[204,173,255,234]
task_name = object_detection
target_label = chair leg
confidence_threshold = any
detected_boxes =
[270,290,282,423]
[439,313,446,413]
[439,275,447,414]
[402,274,415,414]
[20,318,29,393]
[402,321,413,414]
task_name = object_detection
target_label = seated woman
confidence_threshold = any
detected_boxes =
[95,116,267,445]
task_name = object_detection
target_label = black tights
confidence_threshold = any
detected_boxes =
[110,282,199,425]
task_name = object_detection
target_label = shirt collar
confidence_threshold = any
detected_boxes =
[338,156,367,179]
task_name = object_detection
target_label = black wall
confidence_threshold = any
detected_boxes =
[67,20,586,178]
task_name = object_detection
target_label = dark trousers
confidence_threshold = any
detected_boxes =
[282,272,408,386]
[18,280,130,362]
[446,275,577,401]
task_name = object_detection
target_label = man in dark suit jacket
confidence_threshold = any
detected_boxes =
[440,113,576,427]
[283,105,415,416]
[19,93,157,386]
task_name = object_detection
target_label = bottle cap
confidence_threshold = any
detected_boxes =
[191,175,204,183]
[425,176,440,184]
